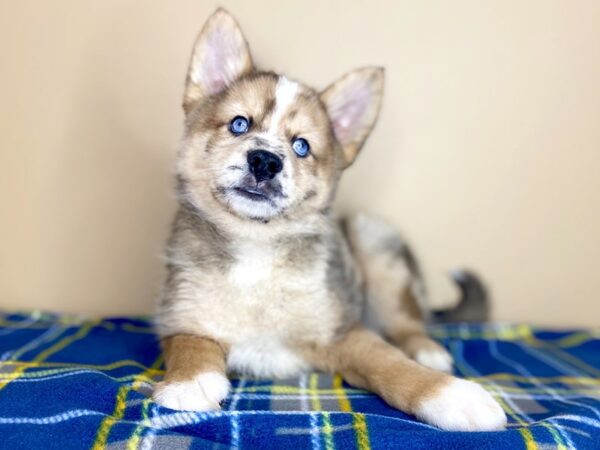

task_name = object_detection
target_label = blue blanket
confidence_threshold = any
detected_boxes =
[0,311,598,449]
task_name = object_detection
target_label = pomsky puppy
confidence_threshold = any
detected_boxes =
[153,8,507,431]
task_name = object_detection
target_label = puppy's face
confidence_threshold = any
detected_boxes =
[181,74,338,221]
[177,9,383,223]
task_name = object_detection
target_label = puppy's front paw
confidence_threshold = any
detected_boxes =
[415,378,507,431]
[153,372,230,411]
[414,348,454,373]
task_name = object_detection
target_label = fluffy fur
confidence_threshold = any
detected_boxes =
[153,8,506,432]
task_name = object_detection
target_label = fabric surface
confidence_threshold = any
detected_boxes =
[0,311,598,449]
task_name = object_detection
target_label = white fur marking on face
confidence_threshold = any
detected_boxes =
[268,77,299,135]
[414,348,454,373]
[153,371,230,411]
[415,378,507,431]
[228,336,310,378]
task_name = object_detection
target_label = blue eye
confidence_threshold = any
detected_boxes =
[229,116,250,135]
[292,137,310,157]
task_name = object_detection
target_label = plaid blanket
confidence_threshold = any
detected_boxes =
[0,312,598,449]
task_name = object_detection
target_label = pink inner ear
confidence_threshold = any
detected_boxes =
[195,27,245,96]
[205,29,234,94]
[331,81,371,145]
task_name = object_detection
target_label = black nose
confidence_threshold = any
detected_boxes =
[247,150,283,183]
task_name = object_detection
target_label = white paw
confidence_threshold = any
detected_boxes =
[153,372,230,411]
[415,378,507,431]
[415,348,454,373]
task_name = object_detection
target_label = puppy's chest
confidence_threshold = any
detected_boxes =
[227,243,279,287]
[198,241,340,343]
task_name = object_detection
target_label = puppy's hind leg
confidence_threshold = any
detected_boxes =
[153,335,230,411]
[344,214,453,373]
[303,327,506,431]
[385,313,454,374]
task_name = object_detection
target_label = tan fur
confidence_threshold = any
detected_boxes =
[302,326,450,413]
[153,334,231,411]
[158,335,227,383]
[153,9,506,431]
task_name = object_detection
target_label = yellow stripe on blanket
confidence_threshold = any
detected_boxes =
[0,320,100,391]
[519,427,538,450]
[92,354,163,450]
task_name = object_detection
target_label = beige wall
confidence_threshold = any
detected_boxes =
[1,1,599,326]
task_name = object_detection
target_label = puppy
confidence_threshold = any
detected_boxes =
[153,8,506,431]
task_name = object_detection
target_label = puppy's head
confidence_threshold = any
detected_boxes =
[177,9,383,224]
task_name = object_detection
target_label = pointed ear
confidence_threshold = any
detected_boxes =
[320,67,384,167]
[183,8,254,112]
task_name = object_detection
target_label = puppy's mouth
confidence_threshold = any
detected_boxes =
[233,186,272,202]
[228,175,286,205]
[217,173,287,219]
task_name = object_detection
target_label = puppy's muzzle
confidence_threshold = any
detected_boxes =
[247,150,283,183]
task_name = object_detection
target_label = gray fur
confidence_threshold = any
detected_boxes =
[325,227,365,330]
[431,270,490,323]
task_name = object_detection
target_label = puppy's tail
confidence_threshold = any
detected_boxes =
[430,270,490,323]
[343,214,490,326]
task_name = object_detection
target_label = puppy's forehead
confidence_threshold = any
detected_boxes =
[226,72,279,112]
[268,77,300,132]
[223,73,321,127]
